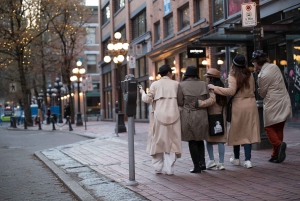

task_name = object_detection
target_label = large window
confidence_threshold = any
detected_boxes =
[179,5,190,30]
[104,91,112,119]
[213,0,224,23]
[86,54,97,73]
[164,14,173,38]
[154,21,160,43]
[86,27,96,44]
[103,72,111,87]
[102,4,110,25]
[102,39,109,58]
[132,10,146,39]
[114,0,125,13]
[194,0,201,22]
[134,57,148,78]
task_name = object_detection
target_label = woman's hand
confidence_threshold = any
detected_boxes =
[139,89,145,94]
[208,84,215,90]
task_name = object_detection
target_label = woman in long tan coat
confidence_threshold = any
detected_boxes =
[195,68,228,170]
[140,64,182,175]
[177,66,214,173]
[208,54,260,169]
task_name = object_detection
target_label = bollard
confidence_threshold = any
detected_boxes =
[67,116,73,131]
[51,116,56,130]
[10,117,13,128]
[13,117,17,128]
[24,118,27,129]
[38,116,42,130]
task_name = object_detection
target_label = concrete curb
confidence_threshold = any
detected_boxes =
[34,151,96,201]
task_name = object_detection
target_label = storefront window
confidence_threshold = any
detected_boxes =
[137,80,149,119]
[104,91,112,119]
[134,57,148,78]
[213,0,224,23]
[290,40,300,120]
[180,52,196,79]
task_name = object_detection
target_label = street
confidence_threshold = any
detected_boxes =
[0,123,89,201]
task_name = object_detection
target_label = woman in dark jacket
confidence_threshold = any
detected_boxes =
[177,66,215,173]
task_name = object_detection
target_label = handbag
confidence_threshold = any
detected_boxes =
[226,88,239,123]
[208,107,224,136]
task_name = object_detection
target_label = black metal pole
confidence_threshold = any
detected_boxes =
[58,88,63,123]
[76,80,83,126]
[252,0,271,150]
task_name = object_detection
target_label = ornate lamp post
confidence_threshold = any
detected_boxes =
[104,32,129,133]
[70,60,86,126]
[54,77,64,123]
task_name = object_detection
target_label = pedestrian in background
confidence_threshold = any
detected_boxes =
[194,68,228,170]
[178,66,214,173]
[252,50,292,163]
[64,104,70,123]
[208,54,260,169]
[140,64,182,175]
[38,106,43,124]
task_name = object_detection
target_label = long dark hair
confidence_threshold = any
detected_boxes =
[230,64,251,92]
[208,77,227,106]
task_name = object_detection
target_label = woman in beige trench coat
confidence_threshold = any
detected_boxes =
[208,54,261,169]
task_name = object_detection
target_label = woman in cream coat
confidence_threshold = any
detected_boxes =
[208,54,260,169]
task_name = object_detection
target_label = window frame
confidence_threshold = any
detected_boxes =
[154,21,160,43]
[114,0,125,14]
[164,14,173,38]
[102,3,110,26]
[131,9,147,39]
[178,4,190,31]
[194,0,201,23]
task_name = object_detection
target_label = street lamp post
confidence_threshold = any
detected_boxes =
[104,32,129,133]
[70,60,86,126]
[54,77,64,123]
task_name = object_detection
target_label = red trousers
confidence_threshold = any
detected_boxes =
[264,121,285,157]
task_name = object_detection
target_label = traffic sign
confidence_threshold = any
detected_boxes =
[241,2,257,27]
[9,83,17,93]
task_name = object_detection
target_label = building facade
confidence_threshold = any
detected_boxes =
[97,0,300,123]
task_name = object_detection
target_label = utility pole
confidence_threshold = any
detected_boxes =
[252,0,271,150]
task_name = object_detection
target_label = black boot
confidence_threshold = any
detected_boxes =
[189,141,201,173]
[199,157,206,171]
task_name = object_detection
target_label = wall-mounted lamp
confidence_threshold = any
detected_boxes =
[156,74,161,80]
[149,76,154,81]
[217,59,224,65]
[146,87,149,93]
[180,67,186,74]
[202,60,208,65]
[171,67,177,75]
[280,60,287,66]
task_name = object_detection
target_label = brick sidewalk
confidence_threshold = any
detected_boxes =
[37,120,300,201]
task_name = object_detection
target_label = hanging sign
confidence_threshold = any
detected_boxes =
[81,81,87,92]
[187,46,206,58]
[129,56,136,69]
[86,74,92,82]
[241,2,257,27]
[128,45,135,56]
[87,82,93,91]
[135,44,143,56]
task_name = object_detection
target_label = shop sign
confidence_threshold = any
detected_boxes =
[187,46,205,58]
[241,2,257,27]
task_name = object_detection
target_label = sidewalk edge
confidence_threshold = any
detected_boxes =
[34,151,96,201]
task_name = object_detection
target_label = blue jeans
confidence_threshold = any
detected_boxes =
[233,144,252,161]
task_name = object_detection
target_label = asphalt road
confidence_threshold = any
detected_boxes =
[0,123,89,201]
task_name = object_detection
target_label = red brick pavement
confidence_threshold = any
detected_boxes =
[47,120,300,201]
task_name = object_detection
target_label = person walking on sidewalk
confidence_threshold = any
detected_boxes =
[177,66,214,173]
[140,64,182,175]
[193,68,228,170]
[64,104,70,123]
[208,54,261,169]
[252,50,292,163]
[38,107,43,124]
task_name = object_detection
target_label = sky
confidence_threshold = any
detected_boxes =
[85,0,98,6]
